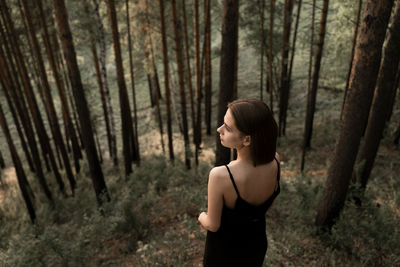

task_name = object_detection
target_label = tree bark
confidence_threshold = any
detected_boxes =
[106,0,136,175]
[0,102,36,223]
[315,0,393,228]
[268,0,275,114]
[171,0,191,169]
[259,0,265,100]
[181,0,196,140]
[21,0,76,192]
[215,0,239,166]
[302,0,329,149]
[278,0,294,136]
[288,0,302,85]
[300,0,316,171]
[53,0,110,204]
[204,0,212,136]
[125,0,140,164]
[355,0,400,189]
[159,0,175,161]
[93,0,117,166]
[1,0,66,195]
[341,0,363,121]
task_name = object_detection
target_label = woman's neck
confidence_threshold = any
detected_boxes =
[235,146,252,165]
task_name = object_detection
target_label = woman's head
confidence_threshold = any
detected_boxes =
[224,98,277,166]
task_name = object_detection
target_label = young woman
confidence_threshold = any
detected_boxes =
[198,98,280,266]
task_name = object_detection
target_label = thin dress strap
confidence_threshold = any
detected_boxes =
[225,165,240,197]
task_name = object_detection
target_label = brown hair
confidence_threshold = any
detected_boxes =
[228,98,277,166]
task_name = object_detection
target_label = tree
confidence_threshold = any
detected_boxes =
[126,0,140,164]
[21,0,77,192]
[1,0,66,195]
[38,0,82,174]
[301,0,329,170]
[268,0,275,113]
[106,0,137,175]
[53,0,110,204]
[159,0,175,161]
[171,0,191,169]
[204,0,212,136]
[341,0,363,121]
[181,0,196,140]
[0,148,4,169]
[0,101,36,223]
[278,0,294,136]
[355,0,400,190]
[300,0,316,171]
[215,0,239,166]
[259,0,265,100]
[93,0,118,166]
[315,0,393,228]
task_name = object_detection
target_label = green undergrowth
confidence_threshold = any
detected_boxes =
[1,130,399,266]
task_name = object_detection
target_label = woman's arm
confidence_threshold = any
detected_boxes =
[198,168,224,232]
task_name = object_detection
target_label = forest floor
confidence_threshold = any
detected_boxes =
[1,85,400,266]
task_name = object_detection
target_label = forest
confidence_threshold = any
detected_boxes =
[0,0,399,266]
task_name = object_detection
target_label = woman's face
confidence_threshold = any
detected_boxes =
[217,109,246,149]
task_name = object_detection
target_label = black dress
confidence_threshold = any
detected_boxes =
[203,158,280,267]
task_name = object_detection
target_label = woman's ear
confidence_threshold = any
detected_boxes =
[243,135,251,147]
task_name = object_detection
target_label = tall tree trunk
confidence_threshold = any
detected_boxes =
[194,0,202,165]
[341,0,363,121]
[125,0,140,164]
[1,0,66,195]
[204,0,212,136]
[0,48,33,172]
[93,0,118,166]
[0,102,36,223]
[288,0,302,84]
[302,0,329,150]
[268,0,275,114]
[355,0,400,190]
[106,0,136,176]
[259,0,265,100]
[142,25,165,154]
[215,0,239,166]
[21,0,76,193]
[315,0,393,228]
[159,0,175,161]
[181,0,196,140]
[171,0,191,169]
[278,0,294,136]
[53,0,110,204]
[300,0,316,171]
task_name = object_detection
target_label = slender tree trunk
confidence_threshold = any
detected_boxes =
[93,0,118,166]
[106,0,136,176]
[53,0,110,204]
[315,0,393,228]
[300,0,316,171]
[0,102,36,223]
[159,0,175,161]
[181,0,196,140]
[259,0,265,100]
[0,48,33,172]
[278,0,294,136]
[1,0,66,195]
[204,0,212,136]
[21,0,76,192]
[125,0,140,164]
[288,0,302,84]
[142,26,165,153]
[215,0,239,166]
[341,0,363,121]
[355,0,400,190]
[302,0,329,149]
[268,0,275,114]
[171,0,191,169]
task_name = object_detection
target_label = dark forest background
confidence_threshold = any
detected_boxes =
[0,0,399,265]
